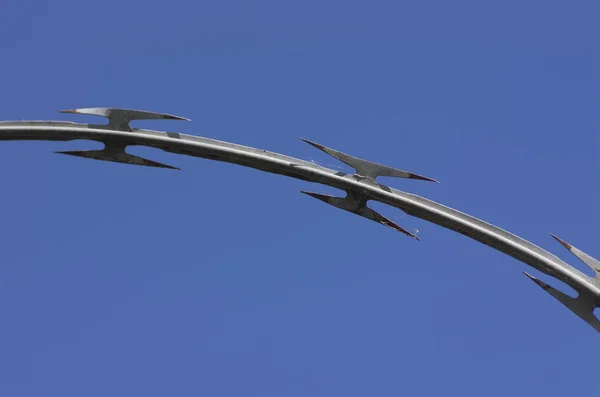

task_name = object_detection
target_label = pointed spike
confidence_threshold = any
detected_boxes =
[55,150,180,170]
[300,190,335,204]
[299,138,326,151]
[59,108,191,122]
[523,272,600,332]
[300,138,437,183]
[301,190,419,240]
[550,233,600,276]
[368,208,420,240]
[549,233,572,250]
[523,272,563,295]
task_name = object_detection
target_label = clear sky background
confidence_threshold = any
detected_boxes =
[0,0,598,395]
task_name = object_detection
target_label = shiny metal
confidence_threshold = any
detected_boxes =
[59,107,190,131]
[0,108,598,332]
[300,138,438,183]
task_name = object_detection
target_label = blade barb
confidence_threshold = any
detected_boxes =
[300,138,438,183]
[523,272,600,332]
[301,190,419,240]
[55,149,180,170]
[59,107,190,131]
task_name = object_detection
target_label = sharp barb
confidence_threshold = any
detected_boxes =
[370,209,420,240]
[300,138,437,183]
[55,149,180,170]
[549,233,572,250]
[300,190,335,204]
[301,190,419,240]
[59,107,190,131]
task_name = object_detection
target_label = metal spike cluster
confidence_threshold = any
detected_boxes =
[1,106,599,334]
[298,137,436,241]
[520,234,600,331]
[56,108,189,168]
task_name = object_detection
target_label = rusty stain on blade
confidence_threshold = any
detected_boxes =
[550,233,573,250]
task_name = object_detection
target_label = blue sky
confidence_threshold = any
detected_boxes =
[0,0,598,395]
